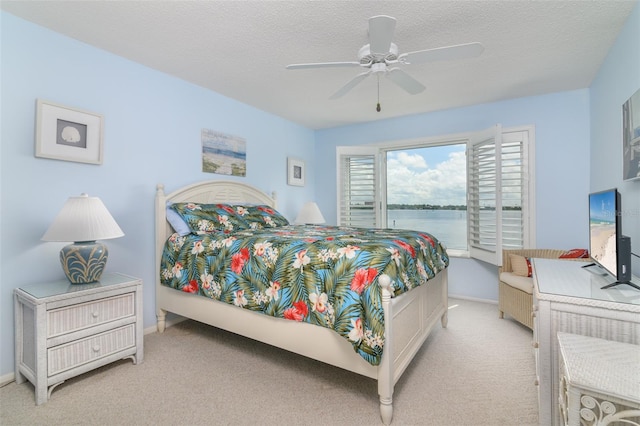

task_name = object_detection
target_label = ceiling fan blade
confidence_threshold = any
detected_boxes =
[399,42,484,65]
[369,15,396,54]
[286,61,362,70]
[386,68,425,95]
[329,71,372,99]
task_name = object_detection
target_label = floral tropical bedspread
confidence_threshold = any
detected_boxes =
[160,225,449,365]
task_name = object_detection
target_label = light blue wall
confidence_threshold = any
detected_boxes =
[590,2,640,275]
[0,13,315,377]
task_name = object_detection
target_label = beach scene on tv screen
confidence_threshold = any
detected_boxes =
[590,192,617,275]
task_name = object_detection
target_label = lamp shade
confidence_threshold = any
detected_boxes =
[42,194,124,242]
[42,194,124,284]
[294,202,326,225]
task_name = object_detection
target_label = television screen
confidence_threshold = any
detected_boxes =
[588,189,619,278]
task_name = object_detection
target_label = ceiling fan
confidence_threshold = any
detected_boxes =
[286,15,484,110]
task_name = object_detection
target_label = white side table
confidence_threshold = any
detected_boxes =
[14,273,143,405]
[557,332,640,426]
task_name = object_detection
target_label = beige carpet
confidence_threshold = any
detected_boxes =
[0,298,538,426]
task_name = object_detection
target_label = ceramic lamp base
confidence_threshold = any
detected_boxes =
[60,241,109,284]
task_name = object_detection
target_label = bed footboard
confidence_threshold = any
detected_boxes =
[377,269,448,425]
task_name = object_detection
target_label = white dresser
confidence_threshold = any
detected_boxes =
[14,273,143,405]
[532,258,640,426]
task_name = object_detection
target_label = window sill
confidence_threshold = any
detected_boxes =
[446,249,470,258]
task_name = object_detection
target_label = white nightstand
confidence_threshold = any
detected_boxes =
[14,273,143,405]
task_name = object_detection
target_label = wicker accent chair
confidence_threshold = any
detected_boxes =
[498,249,590,330]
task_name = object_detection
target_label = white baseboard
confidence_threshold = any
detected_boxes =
[0,372,15,387]
[449,294,497,305]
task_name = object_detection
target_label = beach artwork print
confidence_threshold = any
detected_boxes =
[589,191,617,274]
[201,129,246,176]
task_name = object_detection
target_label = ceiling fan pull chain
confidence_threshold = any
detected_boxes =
[376,74,381,112]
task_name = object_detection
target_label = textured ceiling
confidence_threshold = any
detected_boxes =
[1,1,636,129]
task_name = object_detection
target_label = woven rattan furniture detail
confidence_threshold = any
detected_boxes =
[499,280,534,329]
[499,249,589,330]
[557,332,640,426]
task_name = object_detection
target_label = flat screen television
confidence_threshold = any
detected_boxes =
[587,188,637,289]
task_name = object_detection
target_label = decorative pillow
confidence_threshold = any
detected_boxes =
[233,204,289,229]
[169,202,249,234]
[166,204,192,236]
[559,248,589,259]
[509,254,532,277]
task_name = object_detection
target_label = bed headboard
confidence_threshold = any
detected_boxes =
[155,180,277,288]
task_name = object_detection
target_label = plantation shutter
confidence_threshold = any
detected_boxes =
[467,125,502,265]
[467,125,532,265]
[500,130,529,251]
[336,146,381,227]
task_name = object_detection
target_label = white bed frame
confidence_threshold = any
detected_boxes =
[155,180,448,424]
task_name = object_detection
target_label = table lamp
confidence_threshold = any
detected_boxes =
[294,201,326,225]
[42,193,124,284]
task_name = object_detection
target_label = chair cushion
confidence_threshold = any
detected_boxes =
[500,272,533,294]
[509,254,533,277]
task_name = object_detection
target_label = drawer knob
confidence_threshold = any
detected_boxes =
[92,345,101,352]
[532,341,539,349]
[92,312,99,318]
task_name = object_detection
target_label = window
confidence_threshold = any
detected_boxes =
[337,125,535,264]
[385,144,468,251]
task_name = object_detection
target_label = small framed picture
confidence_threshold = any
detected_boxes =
[35,99,104,165]
[287,157,305,186]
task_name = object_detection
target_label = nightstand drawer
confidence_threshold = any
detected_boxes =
[48,324,135,376]
[47,293,135,338]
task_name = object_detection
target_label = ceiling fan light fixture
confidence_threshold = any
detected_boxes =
[358,43,398,65]
[371,63,386,74]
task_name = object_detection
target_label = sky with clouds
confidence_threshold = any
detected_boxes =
[386,144,467,206]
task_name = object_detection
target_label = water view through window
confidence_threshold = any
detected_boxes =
[385,144,468,250]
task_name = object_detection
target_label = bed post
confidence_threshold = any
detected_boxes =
[441,268,449,328]
[155,183,167,332]
[377,274,394,425]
